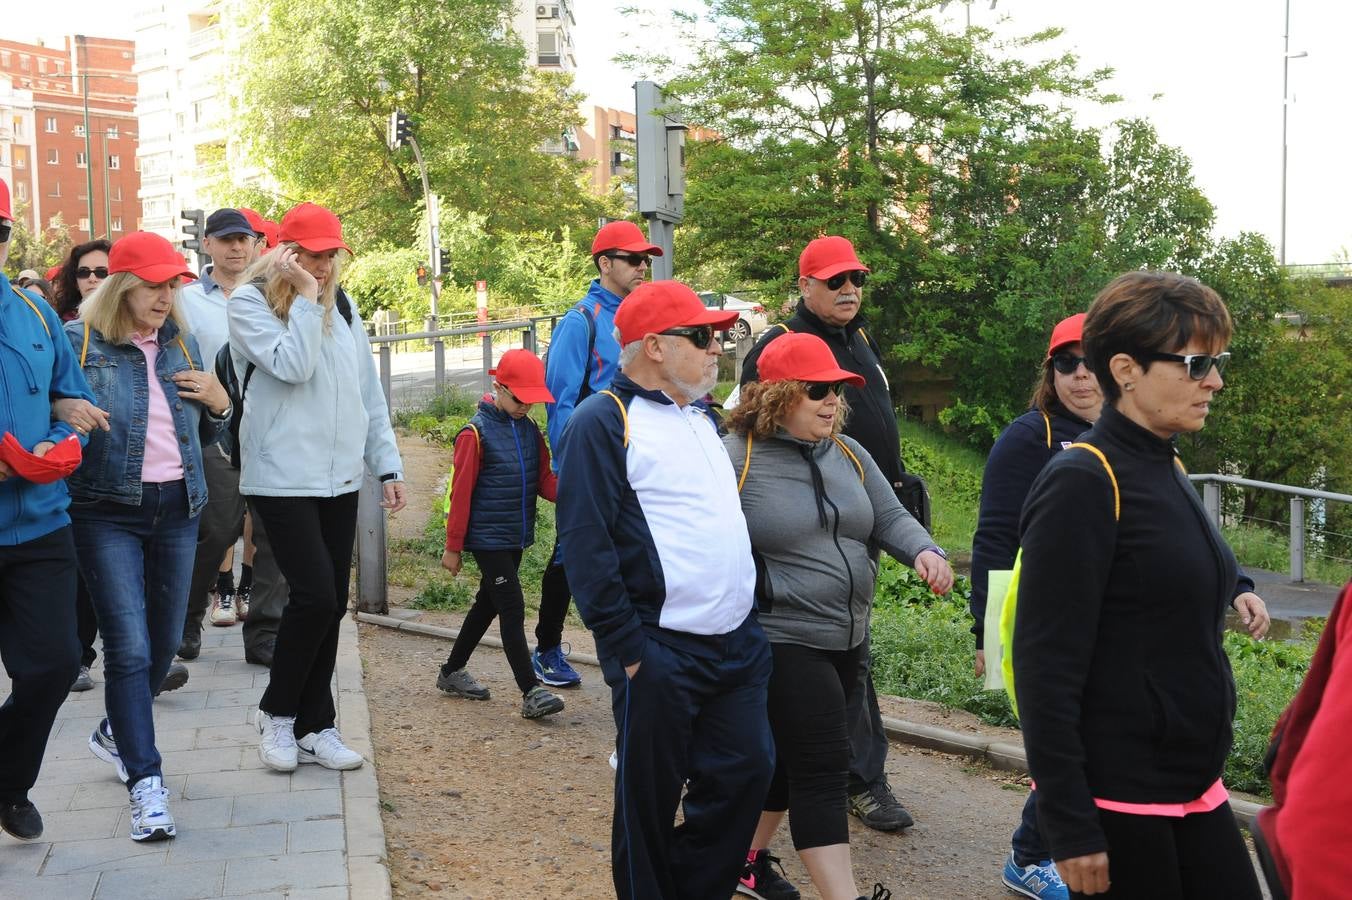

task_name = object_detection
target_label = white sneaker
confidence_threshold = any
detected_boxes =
[255,708,298,772]
[209,590,237,626]
[128,776,175,841]
[296,728,364,770]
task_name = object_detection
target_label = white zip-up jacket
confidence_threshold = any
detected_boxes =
[227,282,402,497]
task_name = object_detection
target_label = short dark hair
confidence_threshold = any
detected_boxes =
[1083,270,1232,405]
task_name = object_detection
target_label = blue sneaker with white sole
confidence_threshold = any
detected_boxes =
[532,643,582,687]
[1002,852,1068,899]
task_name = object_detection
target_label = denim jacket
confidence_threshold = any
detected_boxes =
[63,317,223,517]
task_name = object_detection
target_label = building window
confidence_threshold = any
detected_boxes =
[11,117,23,139]
[76,151,87,168]
[48,181,61,198]
[19,54,31,71]
[45,116,57,133]
[49,216,62,230]
[537,32,561,66]
[0,52,10,67]
[74,123,86,137]
[38,57,47,74]
[105,124,119,139]
[47,148,59,164]
[111,185,122,201]
[111,217,123,232]
[108,154,121,170]
[13,147,25,168]
[55,60,65,74]
[78,217,90,232]
[15,182,28,202]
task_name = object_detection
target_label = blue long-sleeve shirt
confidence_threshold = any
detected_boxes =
[544,280,623,463]
[0,273,93,545]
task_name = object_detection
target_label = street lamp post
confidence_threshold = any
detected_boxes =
[1281,0,1308,267]
[77,35,95,240]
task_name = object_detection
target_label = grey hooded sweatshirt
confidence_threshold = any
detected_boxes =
[724,429,936,651]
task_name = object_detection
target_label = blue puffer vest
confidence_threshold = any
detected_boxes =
[464,399,541,551]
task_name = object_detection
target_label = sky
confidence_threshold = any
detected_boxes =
[11,1,1350,264]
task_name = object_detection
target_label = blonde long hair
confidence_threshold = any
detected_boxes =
[240,243,345,327]
[78,272,189,344]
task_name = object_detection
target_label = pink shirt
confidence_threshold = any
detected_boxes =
[131,331,185,484]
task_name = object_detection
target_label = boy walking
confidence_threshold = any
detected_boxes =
[435,350,566,719]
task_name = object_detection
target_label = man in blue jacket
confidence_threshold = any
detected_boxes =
[532,220,662,689]
[558,280,773,899]
[0,177,96,840]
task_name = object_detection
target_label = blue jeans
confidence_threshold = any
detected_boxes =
[71,481,198,788]
[1012,788,1050,866]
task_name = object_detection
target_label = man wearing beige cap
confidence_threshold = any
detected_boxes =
[559,280,774,899]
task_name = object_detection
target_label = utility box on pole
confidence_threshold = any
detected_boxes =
[635,80,687,281]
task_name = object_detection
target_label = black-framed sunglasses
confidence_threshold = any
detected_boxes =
[1051,353,1089,375]
[823,270,867,291]
[805,381,846,401]
[1145,351,1231,381]
[659,325,715,349]
[0,221,11,243]
[605,252,652,268]
[496,384,520,404]
[76,266,110,279]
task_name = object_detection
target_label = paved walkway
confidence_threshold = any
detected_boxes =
[0,617,389,900]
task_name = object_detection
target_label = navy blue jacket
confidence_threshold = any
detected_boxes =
[465,400,543,550]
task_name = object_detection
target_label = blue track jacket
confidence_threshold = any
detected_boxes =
[544,280,623,461]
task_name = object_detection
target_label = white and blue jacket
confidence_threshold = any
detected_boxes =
[556,373,756,666]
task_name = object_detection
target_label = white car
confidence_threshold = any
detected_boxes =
[698,292,769,342]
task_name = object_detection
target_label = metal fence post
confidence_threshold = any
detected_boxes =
[482,333,493,393]
[379,344,393,420]
[355,472,388,614]
[1290,496,1305,582]
[433,338,445,395]
[1203,481,1221,527]
[522,328,534,353]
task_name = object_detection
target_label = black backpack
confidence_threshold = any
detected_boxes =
[216,286,354,469]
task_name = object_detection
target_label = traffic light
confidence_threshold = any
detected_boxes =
[180,209,206,252]
[388,111,412,150]
[437,248,451,276]
[416,264,428,287]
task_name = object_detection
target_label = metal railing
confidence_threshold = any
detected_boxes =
[1190,474,1352,582]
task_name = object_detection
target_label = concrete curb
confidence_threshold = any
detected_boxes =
[354,611,1267,830]
[338,614,394,900]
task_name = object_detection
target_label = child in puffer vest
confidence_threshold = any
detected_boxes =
[434,349,565,719]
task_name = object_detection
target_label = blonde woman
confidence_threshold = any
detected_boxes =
[64,232,230,842]
[227,203,405,774]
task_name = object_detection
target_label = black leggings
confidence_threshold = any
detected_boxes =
[763,640,867,851]
[1069,804,1262,899]
[445,549,537,695]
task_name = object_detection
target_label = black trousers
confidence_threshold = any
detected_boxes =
[764,640,866,850]
[76,574,97,667]
[444,549,537,695]
[250,492,358,739]
[600,617,774,900]
[0,526,80,803]
[845,634,890,793]
[1067,804,1262,899]
[535,538,570,651]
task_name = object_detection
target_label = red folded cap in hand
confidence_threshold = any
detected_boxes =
[0,433,83,484]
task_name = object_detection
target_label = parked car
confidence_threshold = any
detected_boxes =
[698,292,769,341]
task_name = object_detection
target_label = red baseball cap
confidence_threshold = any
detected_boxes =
[614,281,738,345]
[758,333,865,387]
[591,220,663,257]
[799,235,869,280]
[1047,312,1086,359]
[108,232,196,284]
[0,432,82,484]
[490,349,554,404]
[238,207,268,238]
[279,203,352,254]
[45,264,63,281]
[0,177,12,221]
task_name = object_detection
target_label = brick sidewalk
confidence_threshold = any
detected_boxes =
[0,616,389,900]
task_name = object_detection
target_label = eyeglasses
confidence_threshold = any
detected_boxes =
[1051,353,1089,375]
[805,381,846,401]
[498,385,520,404]
[0,221,11,243]
[76,266,110,279]
[823,271,867,291]
[605,252,651,268]
[1145,351,1231,381]
[659,325,715,349]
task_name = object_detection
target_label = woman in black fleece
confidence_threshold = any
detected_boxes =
[1013,272,1266,899]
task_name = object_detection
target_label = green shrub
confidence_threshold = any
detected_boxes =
[1222,625,1317,796]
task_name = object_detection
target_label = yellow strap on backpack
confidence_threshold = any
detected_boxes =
[737,431,864,494]
[80,322,195,371]
[598,389,629,448]
[999,442,1118,718]
[18,292,53,339]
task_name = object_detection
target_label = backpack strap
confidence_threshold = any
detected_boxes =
[738,432,754,493]
[598,389,629,448]
[1041,410,1052,449]
[1066,442,1119,521]
[17,292,53,339]
[577,302,599,403]
[831,436,866,483]
[80,322,90,367]
[773,322,791,337]
[80,322,197,371]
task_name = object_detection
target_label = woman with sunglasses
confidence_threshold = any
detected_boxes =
[1013,271,1265,899]
[64,232,230,841]
[725,333,952,900]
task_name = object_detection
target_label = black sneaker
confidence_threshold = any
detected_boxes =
[857,884,891,900]
[154,662,190,696]
[848,782,915,832]
[0,800,43,840]
[736,848,800,899]
[245,638,275,668]
[177,628,201,660]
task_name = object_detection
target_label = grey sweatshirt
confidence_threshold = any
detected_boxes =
[724,429,936,651]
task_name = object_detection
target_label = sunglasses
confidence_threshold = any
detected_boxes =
[1051,353,1089,375]
[823,270,867,291]
[805,381,846,401]
[605,252,651,268]
[1146,351,1231,381]
[76,266,110,279]
[660,325,715,349]
[0,221,11,243]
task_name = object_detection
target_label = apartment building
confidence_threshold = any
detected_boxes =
[0,35,140,241]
